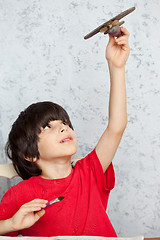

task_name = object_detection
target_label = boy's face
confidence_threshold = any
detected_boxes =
[37,120,77,162]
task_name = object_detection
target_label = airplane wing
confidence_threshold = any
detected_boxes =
[84,6,135,39]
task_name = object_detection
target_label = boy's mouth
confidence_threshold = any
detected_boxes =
[60,136,72,143]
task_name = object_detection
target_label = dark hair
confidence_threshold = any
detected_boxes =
[5,101,73,180]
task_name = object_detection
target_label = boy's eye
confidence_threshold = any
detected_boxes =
[44,125,51,130]
[62,122,66,125]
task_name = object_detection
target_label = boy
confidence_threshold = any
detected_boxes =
[0,27,130,237]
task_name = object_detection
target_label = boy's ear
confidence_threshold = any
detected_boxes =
[24,156,38,163]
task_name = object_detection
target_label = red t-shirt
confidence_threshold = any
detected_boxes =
[0,149,117,237]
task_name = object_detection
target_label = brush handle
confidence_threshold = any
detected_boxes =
[34,197,64,213]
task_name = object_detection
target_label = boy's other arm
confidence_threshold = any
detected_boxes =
[96,27,130,173]
[0,199,48,235]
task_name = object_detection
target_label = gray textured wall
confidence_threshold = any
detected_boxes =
[0,0,160,237]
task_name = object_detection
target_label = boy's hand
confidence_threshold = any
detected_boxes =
[105,27,130,68]
[9,199,48,232]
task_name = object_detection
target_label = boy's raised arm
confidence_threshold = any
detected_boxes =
[96,27,130,173]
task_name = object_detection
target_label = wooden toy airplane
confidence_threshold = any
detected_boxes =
[84,6,135,39]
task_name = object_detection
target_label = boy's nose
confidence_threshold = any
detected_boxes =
[60,125,68,133]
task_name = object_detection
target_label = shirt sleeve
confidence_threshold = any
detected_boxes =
[81,148,115,192]
[76,148,115,210]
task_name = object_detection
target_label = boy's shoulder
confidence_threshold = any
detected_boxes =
[3,176,38,199]
[74,149,97,166]
[14,175,37,187]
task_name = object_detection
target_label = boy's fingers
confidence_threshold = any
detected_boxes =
[20,206,42,214]
[35,209,45,219]
[120,27,130,37]
[19,199,48,215]
[116,39,128,46]
[30,199,48,204]
[121,45,129,52]
[115,32,130,48]
[22,199,48,207]
[116,34,129,42]
[22,203,46,210]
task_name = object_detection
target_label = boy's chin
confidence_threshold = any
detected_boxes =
[66,149,77,157]
[67,145,78,156]
[71,150,77,156]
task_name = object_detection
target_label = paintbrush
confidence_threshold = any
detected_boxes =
[34,196,64,213]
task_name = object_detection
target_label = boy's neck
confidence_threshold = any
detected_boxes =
[37,157,73,180]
